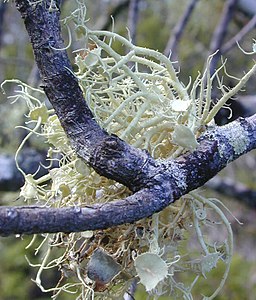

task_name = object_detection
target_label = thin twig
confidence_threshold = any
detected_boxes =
[207,176,256,209]
[222,14,256,54]
[127,0,140,45]
[95,0,130,30]
[207,0,239,76]
[164,0,199,59]
[2,0,254,236]
[123,279,138,300]
[0,2,7,48]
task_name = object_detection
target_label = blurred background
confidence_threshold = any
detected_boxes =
[0,0,256,299]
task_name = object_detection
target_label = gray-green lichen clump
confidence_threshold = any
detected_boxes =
[216,121,250,161]
[224,122,249,156]
[2,1,256,299]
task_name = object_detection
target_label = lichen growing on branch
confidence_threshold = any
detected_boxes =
[2,1,256,299]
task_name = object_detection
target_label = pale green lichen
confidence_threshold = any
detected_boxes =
[223,122,249,156]
[2,1,256,299]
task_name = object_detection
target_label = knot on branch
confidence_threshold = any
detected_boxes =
[91,135,157,191]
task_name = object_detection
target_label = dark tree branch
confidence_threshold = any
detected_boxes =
[207,0,238,76]
[222,13,256,54]
[0,155,23,192]
[164,0,199,59]
[14,0,156,192]
[124,279,138,300]
[207,176,256,209]
[0,149,57,192]
[0,2,7,48]
[0,0,254,236]
[95,0,130,31]
[237,0,256,17]
[127,0,140,45]
[1,114,256,235]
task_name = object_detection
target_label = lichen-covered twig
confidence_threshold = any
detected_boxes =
[2,1,256,299]
[1,113,256,235]
[0,0,251,236]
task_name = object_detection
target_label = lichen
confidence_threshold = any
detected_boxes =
[223,122,249,156]
[165,160,188,191]
[3,1,256,300]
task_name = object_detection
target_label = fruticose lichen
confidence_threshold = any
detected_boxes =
[2,1,256,299]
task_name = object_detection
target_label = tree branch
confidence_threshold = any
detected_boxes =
[207,176,256,209]
[127,0,140,45]
[1,114,256,235]
[95,0,130,31]
[1,0,254,236]
[222,13,256,54]
[164,0,199,59]
[237,0,256,17]
[0,149,57,192]
[0,2,7,49]
[207,0,238,76]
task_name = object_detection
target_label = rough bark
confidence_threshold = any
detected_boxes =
[0,0,255,235]
[1,114,256,235]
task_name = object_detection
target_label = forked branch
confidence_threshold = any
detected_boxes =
[0,0,255,236]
